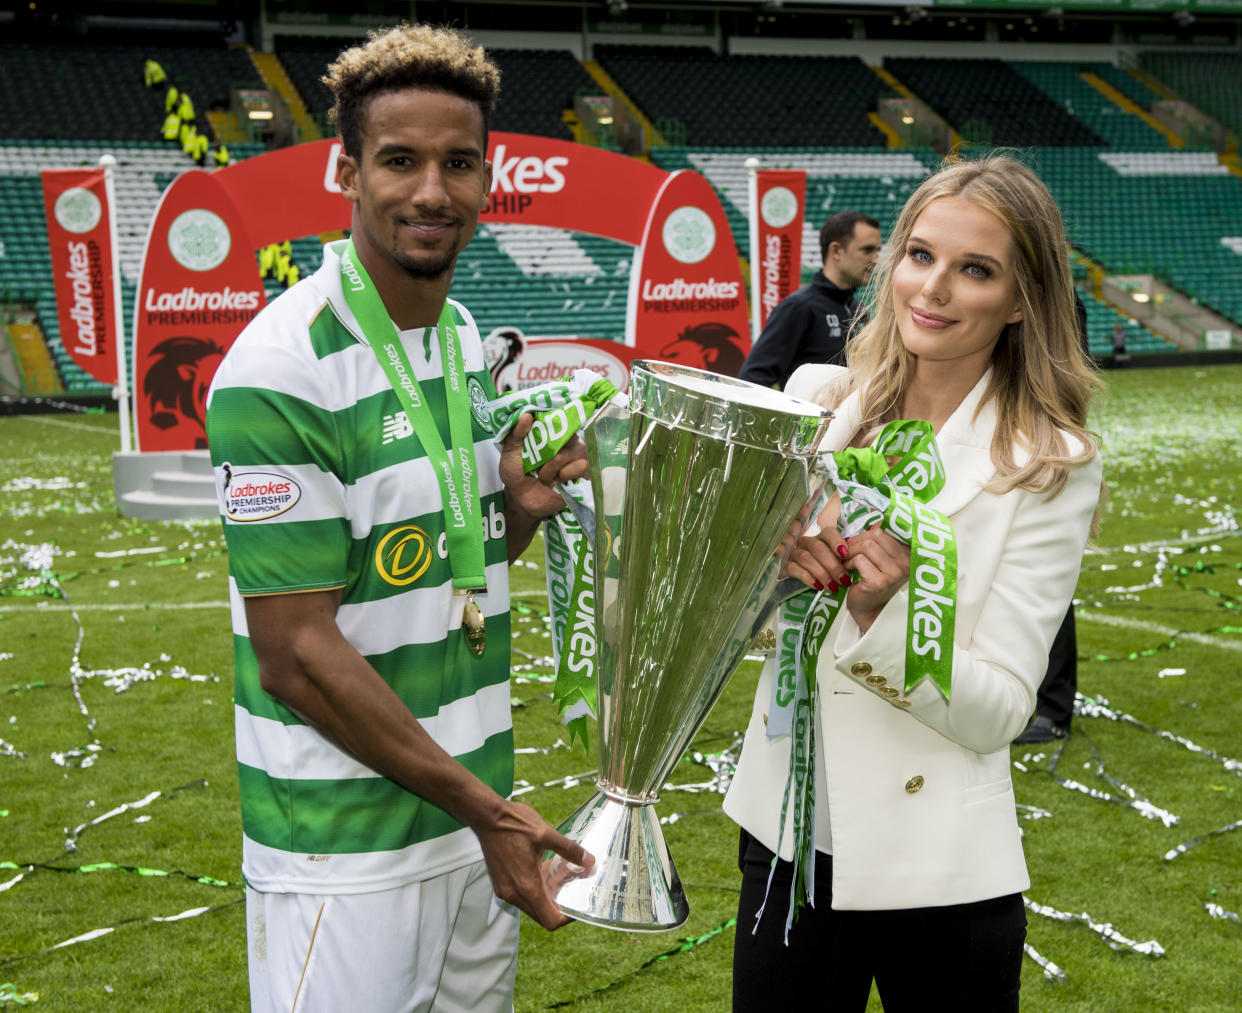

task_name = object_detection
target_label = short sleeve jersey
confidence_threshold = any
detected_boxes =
[205,240,512,894]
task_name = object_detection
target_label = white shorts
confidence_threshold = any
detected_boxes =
[247,860,520,1013]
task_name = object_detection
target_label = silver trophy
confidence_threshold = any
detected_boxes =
[549,360,833,931]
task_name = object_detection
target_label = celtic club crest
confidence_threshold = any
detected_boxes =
[54,187,103,234]
[167,209,231,272]
[761,186,799,229]
[661,206,716,265]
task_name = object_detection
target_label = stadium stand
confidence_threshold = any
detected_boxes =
[594,46,895,147]
[1140,51,1242,138]
[0,40,258,142]
[651,147,940,268]
[275,37,601,143]
[1095,64,1166,113]
[885,58,1107,147]
[1035,148,1242,328]
[448,224,632,339]
[1010,62,1170,150]
[0,138,264,393]
[488,49,607,141]
[1,26,1234,389]
[271,35,347,134]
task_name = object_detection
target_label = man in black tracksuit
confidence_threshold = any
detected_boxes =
[740,210,882,390]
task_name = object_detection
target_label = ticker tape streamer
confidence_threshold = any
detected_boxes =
[1022,942,1067,983]
[0,981,38,1006]
[543,917,737,1009]
[1023,897,1166,958]
[1205,903,1241,926]
[0,871,26,894]
[63,780,207,852]
[1163,818,1242,862]
[1076,693,1242,777]
[0,899,244,969]
[1017,728,1181,826]
[510,744,741,800]
[0,861,235,890]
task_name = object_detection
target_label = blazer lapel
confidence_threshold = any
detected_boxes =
[820,388,863,454]
[818,371,999,518]
[927,370,999,519]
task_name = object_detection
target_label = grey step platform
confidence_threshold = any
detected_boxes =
[114,449,220,522]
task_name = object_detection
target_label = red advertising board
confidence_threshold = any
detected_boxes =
[752,169,807,333]
[40,168,119,384]
[483,330,639,394]
[481,134,667,244]
[132,170,265,451]
[627,170,751,377]
[213,139,351,247]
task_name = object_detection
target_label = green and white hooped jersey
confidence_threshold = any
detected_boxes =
[206,241,512,895]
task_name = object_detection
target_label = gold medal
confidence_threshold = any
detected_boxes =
[752,627,777,653]
[461,590,486,657]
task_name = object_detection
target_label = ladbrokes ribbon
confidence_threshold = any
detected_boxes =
[481,370,627,749]
[760,419,958,937]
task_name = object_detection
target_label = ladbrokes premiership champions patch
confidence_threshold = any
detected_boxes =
[221,464,301,521]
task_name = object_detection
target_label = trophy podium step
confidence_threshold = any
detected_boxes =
[551,790,689,932]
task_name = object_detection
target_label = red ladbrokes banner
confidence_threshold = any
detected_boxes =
[627,170,751,377]
[134,169,268,451]
[752,170,807,333]
[41,168,119,384]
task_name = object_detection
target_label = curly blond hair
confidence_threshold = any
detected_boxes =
[322,23,501,158]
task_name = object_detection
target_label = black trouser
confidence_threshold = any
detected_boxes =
[1036,604,1078,727]
[733,830,1026,1012]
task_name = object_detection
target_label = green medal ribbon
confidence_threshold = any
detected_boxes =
[339,239,485,590]
[760,419,958,937]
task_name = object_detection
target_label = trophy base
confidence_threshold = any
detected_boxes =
[550,789,689,932]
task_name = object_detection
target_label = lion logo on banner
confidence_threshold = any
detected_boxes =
[659,322,746,378]
[482,326,526,394]
[142,336,226,449]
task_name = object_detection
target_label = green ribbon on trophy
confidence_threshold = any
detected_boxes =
[761,419,958,940]
[481,370,626,750]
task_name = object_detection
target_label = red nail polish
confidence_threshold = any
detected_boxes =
[840,574,852,588]
[836,544,848,560]
[813,580,824,591]
[827,580,839,593]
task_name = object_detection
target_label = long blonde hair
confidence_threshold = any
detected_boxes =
[827,155,1101,498]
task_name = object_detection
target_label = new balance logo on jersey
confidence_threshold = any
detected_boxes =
[381,411,413,445]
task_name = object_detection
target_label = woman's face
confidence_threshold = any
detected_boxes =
[892,196,1024,377]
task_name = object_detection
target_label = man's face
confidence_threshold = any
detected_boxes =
[834,222,883,289]
[338,87,492,282]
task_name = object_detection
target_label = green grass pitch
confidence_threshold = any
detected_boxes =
[1,363,1239,1010]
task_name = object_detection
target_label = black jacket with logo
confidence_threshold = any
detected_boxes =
[739,272,862,390]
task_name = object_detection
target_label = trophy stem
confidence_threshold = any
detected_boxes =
[551,785,688,931]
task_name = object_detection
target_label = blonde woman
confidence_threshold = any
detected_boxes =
[724,156,1102,1011]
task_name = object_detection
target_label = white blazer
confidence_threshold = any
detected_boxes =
[723,364,1102,911]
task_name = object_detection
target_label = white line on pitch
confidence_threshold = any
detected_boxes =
[1078,610,1242,654]
[11,415,118,435]
[1088,529,1241,555]
[0,601,229,614]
